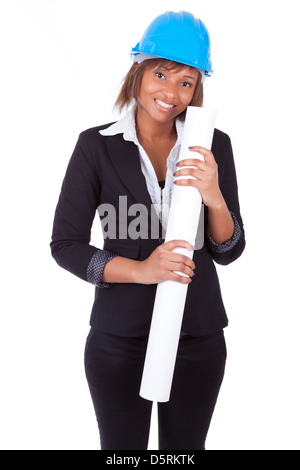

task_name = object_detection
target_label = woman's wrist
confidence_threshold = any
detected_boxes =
[101,256,143,284]
[205,190,225,211]
[207,199,235,244]
[130,259,145,284]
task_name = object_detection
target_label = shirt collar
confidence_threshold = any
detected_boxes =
[100,107,184,147]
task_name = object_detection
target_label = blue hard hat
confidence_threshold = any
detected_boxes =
[130,11,213,76]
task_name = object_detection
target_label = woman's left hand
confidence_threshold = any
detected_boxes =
[173,146,223,209]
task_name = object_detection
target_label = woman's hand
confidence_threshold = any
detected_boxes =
[173,146,235,244]
[137,240,195,285]
[173,146,223,209]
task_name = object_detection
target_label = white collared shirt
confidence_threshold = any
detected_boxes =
[100,107,184,221]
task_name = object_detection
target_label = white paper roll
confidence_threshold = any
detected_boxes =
[139,106,217,402]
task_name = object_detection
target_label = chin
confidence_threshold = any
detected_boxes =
[153,108,179,122]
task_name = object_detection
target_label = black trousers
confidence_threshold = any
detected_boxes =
[84,328,227,450]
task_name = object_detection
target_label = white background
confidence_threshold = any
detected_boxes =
[1,0,299,450]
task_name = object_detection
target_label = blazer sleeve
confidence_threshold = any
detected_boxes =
[50,131,113,282]
[205,131,246,265]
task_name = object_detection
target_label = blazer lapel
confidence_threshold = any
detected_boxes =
[105,134,155,216]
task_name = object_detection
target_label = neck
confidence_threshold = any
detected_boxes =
[135,106,177,142]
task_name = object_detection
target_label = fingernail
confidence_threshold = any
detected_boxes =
[188,146,194,149]
[186,242,194,250]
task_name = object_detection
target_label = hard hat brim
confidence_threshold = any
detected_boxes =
[130,49,213,76]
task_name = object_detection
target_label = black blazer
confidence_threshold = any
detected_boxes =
[50,123,245,336]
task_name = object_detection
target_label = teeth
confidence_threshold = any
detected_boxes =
[155,99,175,109]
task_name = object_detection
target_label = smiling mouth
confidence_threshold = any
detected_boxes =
[155,99,176,109]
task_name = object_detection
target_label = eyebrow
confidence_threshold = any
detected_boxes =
[183,75,196,81]
[158,66,197,81]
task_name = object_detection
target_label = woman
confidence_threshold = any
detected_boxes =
[50,11,245,450]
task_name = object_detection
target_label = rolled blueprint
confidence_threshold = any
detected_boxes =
[139,106,217,402]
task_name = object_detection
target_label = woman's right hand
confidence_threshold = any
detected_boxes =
[137,240,195,285]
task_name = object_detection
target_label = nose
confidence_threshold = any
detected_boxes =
[162,81,178,101]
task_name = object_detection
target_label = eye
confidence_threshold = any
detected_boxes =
[181,81,192,88]
[155,72,166,79]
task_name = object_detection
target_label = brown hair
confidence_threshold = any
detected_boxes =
[114,58,203,121]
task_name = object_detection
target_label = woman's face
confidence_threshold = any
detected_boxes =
[137,62,199,124]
